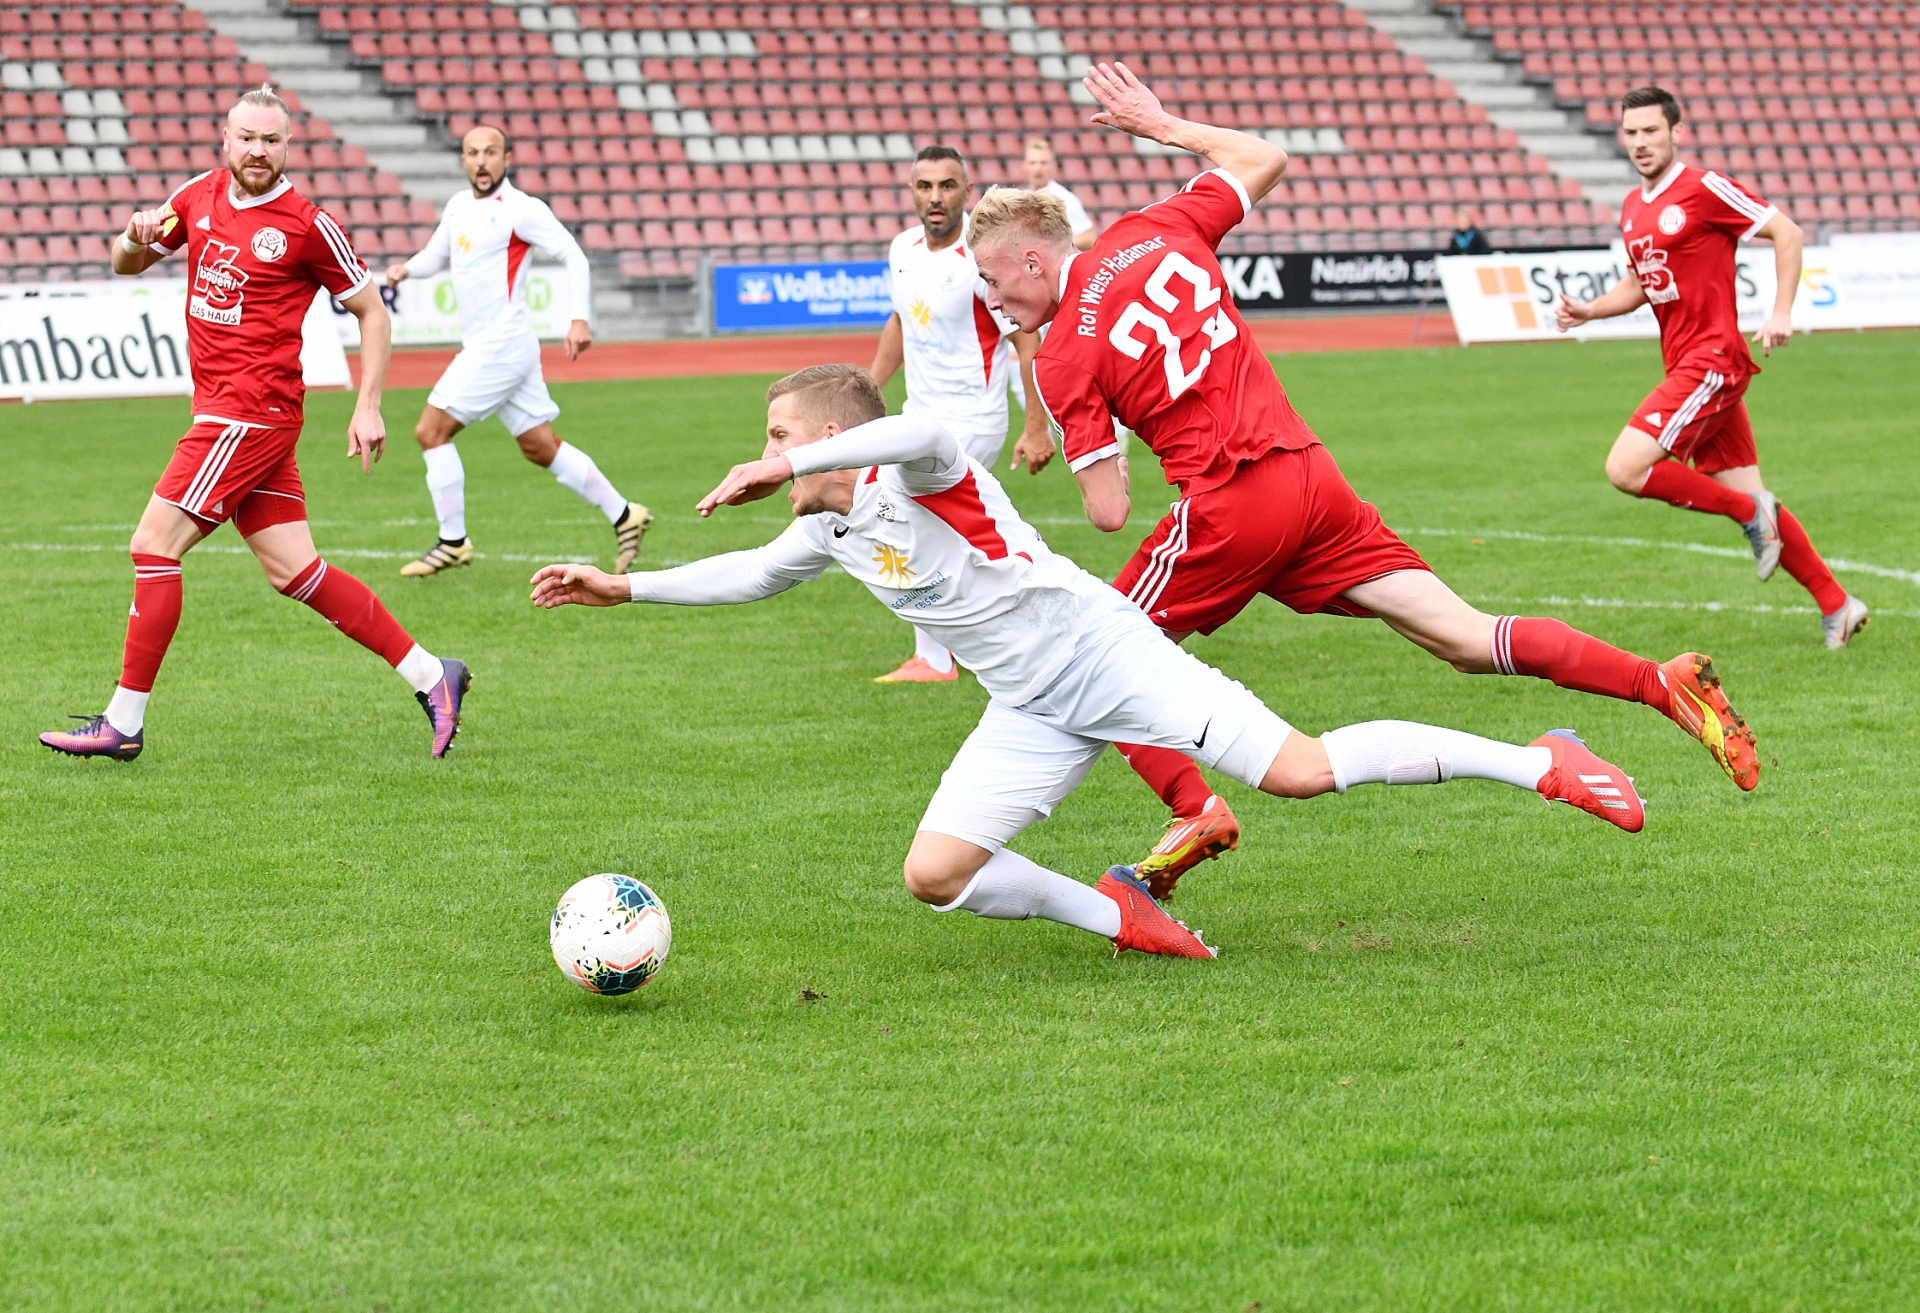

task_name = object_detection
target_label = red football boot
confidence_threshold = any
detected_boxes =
[1532,729,1644,832]
[1096,866,1218,958]
[1659,653,1759,791]
[1134,794,1241,900]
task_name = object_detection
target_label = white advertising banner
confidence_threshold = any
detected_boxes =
[1438,243,1920,344]
[329,263,575,347]
[0,278,350,402]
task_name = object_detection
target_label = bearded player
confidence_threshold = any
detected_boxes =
[970,63,1759,898]
[530,365,1646,961]
[1556,86,1868,650]
[39,86,470,761]
[387,123,651,579]
[867,144,1052,683]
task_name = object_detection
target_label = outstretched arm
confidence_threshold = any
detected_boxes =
[1083,61,1287,204]
[697,415,962,515]
[532,527,830,608]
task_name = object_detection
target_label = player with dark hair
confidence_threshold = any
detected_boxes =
[969,64,1761,897]
[1556,86,1867,649]
[386,122,651,579]
[39,85,470,761]
[528,364,1648,961]
[866,143,1051,682]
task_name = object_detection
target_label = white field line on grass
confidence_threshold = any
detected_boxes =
[1402,526,1920,587]
[2,542,595,564]
[1468,593,1919,619]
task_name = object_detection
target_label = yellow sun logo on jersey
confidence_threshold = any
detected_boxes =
[873,543,916,586]
[455,233,474,253]
[906,297,933,333]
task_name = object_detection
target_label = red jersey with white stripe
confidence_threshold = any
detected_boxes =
[1619,161,1777,377]
[887,213,1019,439]
[1032,169,1319,498]
[155,169,370,427]
[778,418,1112,704]
[402,179,592,350]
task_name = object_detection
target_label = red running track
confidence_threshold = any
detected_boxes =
[359,311,1459,389]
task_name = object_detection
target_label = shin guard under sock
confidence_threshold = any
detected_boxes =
[1495,616,1668,711]
[281,559,418,667]
[121,552,183,693]
[1775,505,1848,614]
[1116,742,1215,819]
[1639,460,1757,522]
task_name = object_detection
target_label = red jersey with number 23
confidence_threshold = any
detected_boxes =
[1032,169,1318,498]
[155,170,371,428]
[1618,162,1777,378]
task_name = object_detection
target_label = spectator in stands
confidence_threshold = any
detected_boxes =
[1022,137,1097,251]
[1449,207,1492,255]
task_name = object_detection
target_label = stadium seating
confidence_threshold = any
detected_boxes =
[290,0,1616,279]
[0,0,438,280]
[1446,2,1920,232]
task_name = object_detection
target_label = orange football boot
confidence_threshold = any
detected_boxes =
[1134,794,1241,900]
[1659,653,1759,791]
[1097,866,1219,958]
[1532,730,1644,832]
[874,654,959,684]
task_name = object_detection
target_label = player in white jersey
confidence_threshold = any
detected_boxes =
[869,144,1053,682]
[529,365,1649,962]
[385,124,650,578]
[1022,135,1097,250]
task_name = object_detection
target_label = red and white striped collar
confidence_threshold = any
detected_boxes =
[1640,158,1686,204]
[227,175,292,209]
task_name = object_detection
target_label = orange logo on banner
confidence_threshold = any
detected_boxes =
[1474,265,1537,329]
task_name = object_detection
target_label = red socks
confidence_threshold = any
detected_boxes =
[281,558,417,666]
[1495,616,1670,712]
[121,553,184,692]
[1776,505,1848,615]
[1116,742,1215,819]
[1639,460,1757,522]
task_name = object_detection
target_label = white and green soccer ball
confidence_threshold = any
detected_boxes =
[550,874,671,995]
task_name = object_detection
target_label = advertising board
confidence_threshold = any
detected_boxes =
[713,261,893,332]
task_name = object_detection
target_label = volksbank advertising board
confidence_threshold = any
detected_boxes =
[714,262,893,332]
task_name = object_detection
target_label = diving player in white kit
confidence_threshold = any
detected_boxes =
[867,145,1054,683]
[386,124,650,578]
[530,365,1650,962]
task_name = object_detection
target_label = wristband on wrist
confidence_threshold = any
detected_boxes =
[121,233,145,254]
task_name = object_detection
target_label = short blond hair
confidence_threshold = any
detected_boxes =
[967,185,1074,253]
[232,82,291,128]
[1024,135,1055,155]
[767,364,886,430]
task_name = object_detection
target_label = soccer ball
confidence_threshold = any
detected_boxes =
[550,874,672,995]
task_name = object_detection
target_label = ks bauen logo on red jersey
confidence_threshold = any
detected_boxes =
[189,240,249,326]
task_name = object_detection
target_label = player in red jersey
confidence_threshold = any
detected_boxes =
[38,86,470,762]
[1556,86,1868,651]
[969,64,1759,895]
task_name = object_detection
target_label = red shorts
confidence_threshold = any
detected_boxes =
[1629,363,1759,474]
[153,420,308,536]
[1113,442,1430,635]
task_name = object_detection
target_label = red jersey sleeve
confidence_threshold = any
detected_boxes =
[1142,168,1254,251]
[1698,170,1778,241]
[1032,353,1121,472]
[300,206,374,298]
[155,173,205,252]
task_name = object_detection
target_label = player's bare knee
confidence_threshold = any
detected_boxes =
[901,852,965,905]
[414,418,444,450]
[516,427,559,466]
[1258,735,1337,799]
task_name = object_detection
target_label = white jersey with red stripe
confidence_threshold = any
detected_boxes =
[888,213,1020,450]
[628,416,1114,704]
[403,178,591,350]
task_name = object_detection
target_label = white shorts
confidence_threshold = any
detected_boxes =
[918,599,1293,851]
[952,422,1008,468]
[427,337,560,437]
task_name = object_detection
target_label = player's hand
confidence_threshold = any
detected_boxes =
[530,562,629,608]
[564,318,592,361]
[1756,312,1793,356]
[346,402,386,473]
[1084,62,1173,140]
[385,263,410,288]
[1554,293,1591,332]
[125,200,176,247]
[1009,422,1055,475]
[696,455,795,517]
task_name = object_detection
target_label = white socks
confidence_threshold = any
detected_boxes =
[1321,720,1551,793]
[422,442,467,542]
[105,685,149,736]
[547,440,629,524]
[395,644,445,695]
[934,848,1122,939]
[913,626,955,673]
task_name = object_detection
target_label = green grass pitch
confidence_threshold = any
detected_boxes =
[3,330,1917,1310]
